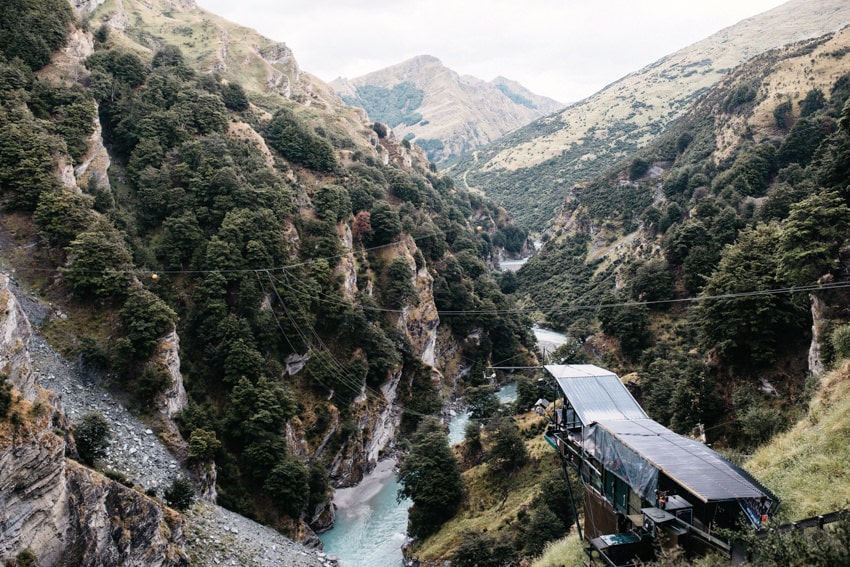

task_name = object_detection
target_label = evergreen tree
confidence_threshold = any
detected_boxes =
[397,418,464,538]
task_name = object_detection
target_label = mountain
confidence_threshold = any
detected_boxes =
[0,0,539,562]
[331,55,563,164]
[449,0,850,231]
[516,20,850,451]
[406,20,850,567]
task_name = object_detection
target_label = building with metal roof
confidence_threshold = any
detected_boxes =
[543,364,779,565]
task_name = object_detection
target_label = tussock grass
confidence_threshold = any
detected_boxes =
[531,530,586,567]
[745,361,850,521]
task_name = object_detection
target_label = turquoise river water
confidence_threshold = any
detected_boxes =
[319,383,522,566]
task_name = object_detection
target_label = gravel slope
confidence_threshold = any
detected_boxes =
[8,277,339,567]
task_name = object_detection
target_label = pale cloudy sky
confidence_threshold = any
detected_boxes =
[195,0,788,103]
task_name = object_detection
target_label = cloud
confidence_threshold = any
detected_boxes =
[196,0,787,102]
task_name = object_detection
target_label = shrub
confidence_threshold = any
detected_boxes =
[0,373,12,418]
[188,428,221,461]
[264,456,309,517]
[14,548,36,567]
[831,324,850,361]
[74,412,111,466]
[164,477,195,511]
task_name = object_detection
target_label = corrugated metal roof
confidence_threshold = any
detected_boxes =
[545,364,648,423]
[596,419,775,502]
[545,364,776,503]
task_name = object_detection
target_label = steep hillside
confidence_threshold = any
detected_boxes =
[450,0,850,231]
[514,22,850,454]
[0,0,538,560]
[76,0,339,109]
[746,362,850,521]
[331,55,563,164]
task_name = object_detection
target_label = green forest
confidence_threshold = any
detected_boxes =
[0,0,535,538]
[516,37,850,453]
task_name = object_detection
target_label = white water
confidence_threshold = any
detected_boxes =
[534,324,569,357]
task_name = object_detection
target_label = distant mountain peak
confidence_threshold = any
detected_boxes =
[330,56,563,163]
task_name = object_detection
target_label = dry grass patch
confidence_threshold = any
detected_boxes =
[745,361,850,521]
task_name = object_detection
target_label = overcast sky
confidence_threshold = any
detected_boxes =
[195,0,789,103]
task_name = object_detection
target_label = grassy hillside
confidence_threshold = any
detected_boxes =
[449,0,850,231]
[746,362,850,521]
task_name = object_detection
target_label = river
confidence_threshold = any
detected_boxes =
[319,332,566,566]
[319,384,519,566]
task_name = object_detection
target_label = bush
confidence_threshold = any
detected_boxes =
[0,374,11,419]
[14,548,36,567]
[831,324,850,361]
[188,428,221,461]
[264,456,309,517]
[74,412,111,466]
[164,477,195,511]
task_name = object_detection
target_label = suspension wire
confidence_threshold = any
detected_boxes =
[258,270,437,420]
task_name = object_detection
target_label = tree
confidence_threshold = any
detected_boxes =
[383,257,417,309]
[598,300,650,360]
[164,477,195,511]
[351,210,372,243]
[34,189,94,247]
[465,385,500,420]
[0,108,61,211]
[519,504,565,557]
[0,374,12,418]
[74,412,111,466]
[264,456,310,517]
[779,190,850,285]
[264,107,337,171]
[188,428,221,461]
[397,418,464,538]
[368,201,402,246]
[698,223,807,368]
[62,224,134,299]
[484,417,528,474]
[313,184,351,223]
[120,285,177,360]
[221,82,249,111]
[0,0,73,70]
[799,88,826,117]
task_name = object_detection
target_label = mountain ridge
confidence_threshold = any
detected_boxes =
[450,0,850,231]
[331,55,563,164]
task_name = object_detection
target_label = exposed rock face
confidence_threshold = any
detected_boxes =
[63,460,188,566]
[0,274,36,401]
[0,396,188,567]
[74,103,112,193]
[0,404,70,565]
[154,329,188,419]
[69,0,108,15]
[809,294,826,376]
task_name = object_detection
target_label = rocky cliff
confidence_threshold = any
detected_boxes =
[1,272,341,566]
[0,387,187,567]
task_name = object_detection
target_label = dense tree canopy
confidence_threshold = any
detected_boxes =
[398,418,464,538]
